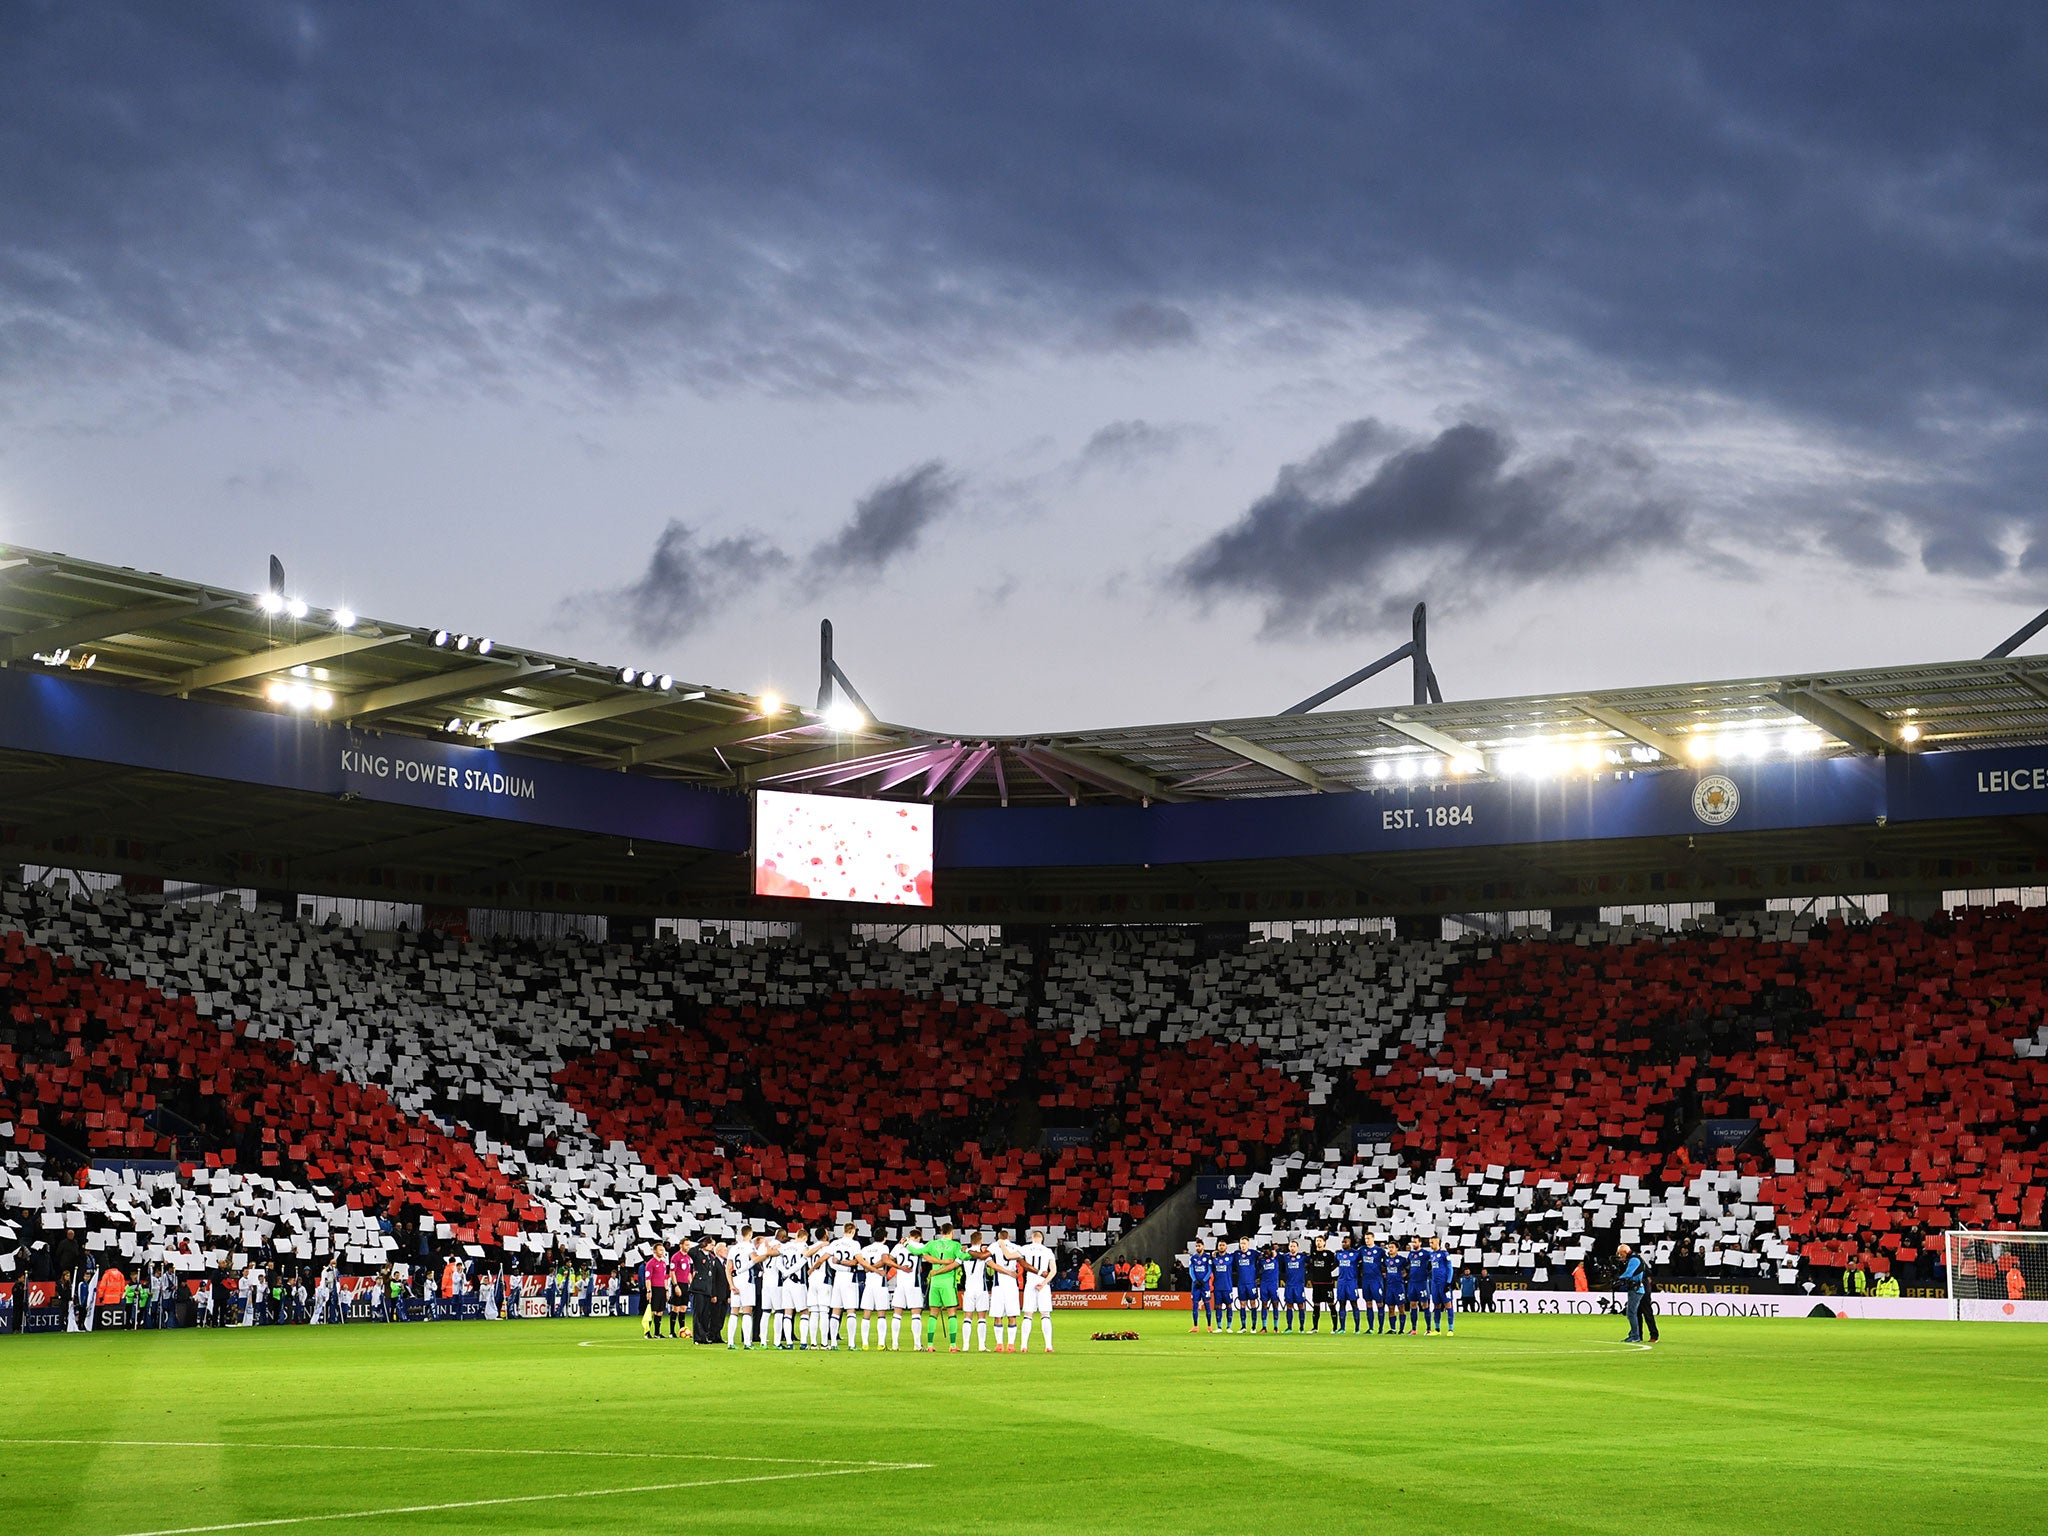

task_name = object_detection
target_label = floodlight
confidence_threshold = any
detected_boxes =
[455,634,471,651]
[1899,722,1922,744]
[657,674,673,691]
[290,664,310,678]
[476,638,493,655]
[824,699,866,733]
[1396,756,1419,782]
[312,690,333,711]
[266,681,291,704]
[642,671,657,687]
[620,667,638,684]
[332,607,357,630]
[284,597,309,619]
[758,691,784,715]
[1740,733,1767,760]
[1577,743,1604,771]
[257,592,285,616]
[1420,754,1442,778]
[1686,734,1713,762]
[432,630,451,647]
[446,718,463,733]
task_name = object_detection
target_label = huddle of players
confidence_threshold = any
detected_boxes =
[716,1217,1059,1353]
[1187,1232,1459,1335]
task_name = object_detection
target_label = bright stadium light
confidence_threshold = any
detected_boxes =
[266,681,290,704]
[1370,759,1393,781]
[1396,756,1419,782]
[657,674,673,691]
[1899,722,1923,744]
[432,630,451,647]
[824,698,866,733]
[620,667,638,684]
[1687,734,1714,763]
[455,634,472,651]
[257,591,285,616]
[476,638,493,655]
[312,689,333,711]
[758,691,784,715]
[284,597,309,619]
[332,607,357,630]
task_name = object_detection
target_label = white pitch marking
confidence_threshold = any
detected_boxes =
[107,1464,933,1536]
[0,1437,901,1467]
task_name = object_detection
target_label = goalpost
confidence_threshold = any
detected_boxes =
[1944,1229,2048,1321]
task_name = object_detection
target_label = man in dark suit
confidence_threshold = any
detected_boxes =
[691,1238,730,1344]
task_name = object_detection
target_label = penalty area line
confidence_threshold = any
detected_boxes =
[107,1462,934,1536]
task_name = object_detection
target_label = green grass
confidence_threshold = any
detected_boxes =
[3,1314,2044,1535]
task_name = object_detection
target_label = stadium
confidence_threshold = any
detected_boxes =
[2,539,2045,1534]
[8,9,2048,1536]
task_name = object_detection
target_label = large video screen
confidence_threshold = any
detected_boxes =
[753,790,934,907]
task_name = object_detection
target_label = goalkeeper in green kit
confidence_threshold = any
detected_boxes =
[916,1219,967,1352]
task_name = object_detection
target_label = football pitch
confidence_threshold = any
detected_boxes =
[3,1315,2043,1535]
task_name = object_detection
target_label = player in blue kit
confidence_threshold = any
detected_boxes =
[1233,1238,1258,1334]
[1381,1239,1408,1333]
[1359,1233,1386,1333]
[1429,1236,1456,1333]
[1256,1241,1282,1332]
[1405,1238,1433,1333]
[1281,1238,1309,1332]
[1187,1242,1214,1333]
[1331,1233,1359,1333]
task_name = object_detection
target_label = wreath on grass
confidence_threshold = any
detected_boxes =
[1091,1330,1140,1341]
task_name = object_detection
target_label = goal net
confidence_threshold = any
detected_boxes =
[1944,1229,2048,1321]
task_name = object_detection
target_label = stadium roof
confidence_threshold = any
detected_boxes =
[5,542,2048,811]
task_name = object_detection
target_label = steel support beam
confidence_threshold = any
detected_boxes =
[616,712,804,768]
[337,659,555,722]
[487,689,686,745]
[1774,684,1903,754]
[166,631,412,695]
[1573,700,1688,762]
[1377,715,1487,770]
[5,595,235,662]
[1022,744,1183,803]
[1197,729,1339,792]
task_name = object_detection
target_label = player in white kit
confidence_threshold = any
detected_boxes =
[856,1228,892,1350]
[825,1223,863,1349]
[888,1234,925,1351]
[803,1235,831,1349]
[987,1235,1024,1352]
[765,1223,809,1350]
[726,1233,758,1349]
[962,1231,993,1352]
[1018,1226,1057,1353]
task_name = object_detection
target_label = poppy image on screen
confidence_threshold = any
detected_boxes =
[753,790,934,907]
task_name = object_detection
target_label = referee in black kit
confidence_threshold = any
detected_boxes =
[1309,1236,1338,1331]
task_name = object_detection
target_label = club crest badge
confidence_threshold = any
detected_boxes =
[1692,775,1740,826]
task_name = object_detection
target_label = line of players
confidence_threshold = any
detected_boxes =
[703,1217,1060,1353]
[1187,1232,1460,1335]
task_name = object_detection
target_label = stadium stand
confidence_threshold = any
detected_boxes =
[3,871,2044,1299]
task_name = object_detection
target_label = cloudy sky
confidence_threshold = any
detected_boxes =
[2,3,2044,733]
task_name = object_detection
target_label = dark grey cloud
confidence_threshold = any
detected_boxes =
[1075,419,1193,474]
[597,458,959,643]
[809,460,958,574]
[608,523,792,647]
[2,3,2044,579]
[1179,419,1684,636]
